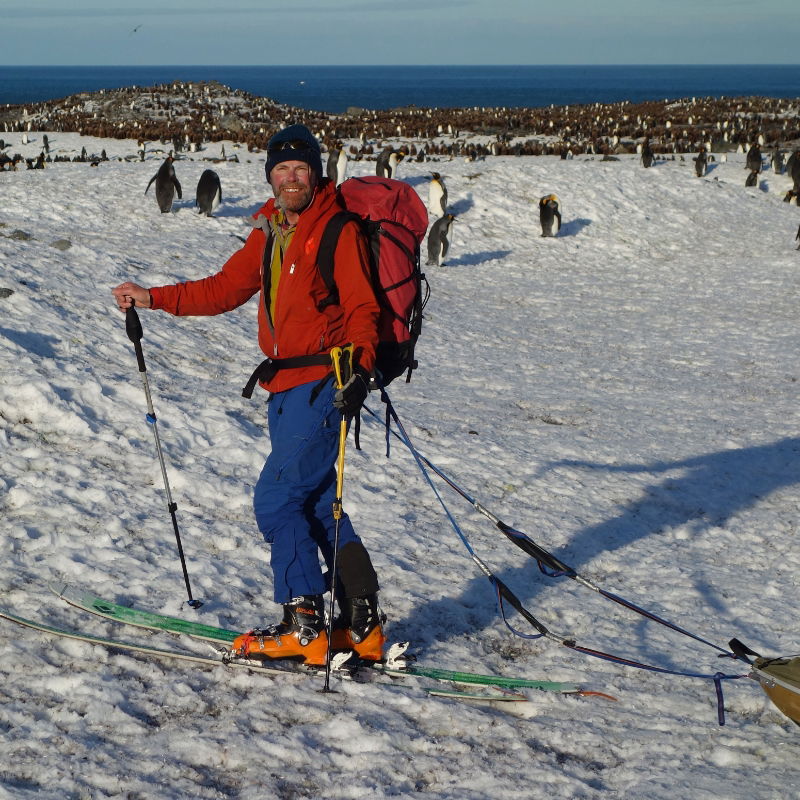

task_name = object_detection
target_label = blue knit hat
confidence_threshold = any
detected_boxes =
[264,124,323,181]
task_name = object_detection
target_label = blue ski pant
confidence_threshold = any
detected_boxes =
[253,378,362,603]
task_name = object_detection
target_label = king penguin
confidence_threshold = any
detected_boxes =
[640,139,654,168]
[788,149,800,196]
[746,143,762,174]
[538,194,562,237]
[145,154,182,213]
[428,172,448,217]
[327,145,348,187]
[376,147,405,179]
[195,169,222,217]
[426,213,455,266]
[376,148,393,178]
[694,149,707,178]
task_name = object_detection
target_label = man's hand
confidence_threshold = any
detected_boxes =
[333,370,369,418]
[111,282,152,311]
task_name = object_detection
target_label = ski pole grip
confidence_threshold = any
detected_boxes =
[126,303,143,343]
[125,303,147,372]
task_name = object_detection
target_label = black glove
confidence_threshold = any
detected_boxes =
[333,369,369,418]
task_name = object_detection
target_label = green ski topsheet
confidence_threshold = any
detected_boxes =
[51,583,581,694]
[53,582,239,643]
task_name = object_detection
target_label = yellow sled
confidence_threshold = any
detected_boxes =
[751,655,800,726]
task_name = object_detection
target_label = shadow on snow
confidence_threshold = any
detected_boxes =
[403,436,800,660]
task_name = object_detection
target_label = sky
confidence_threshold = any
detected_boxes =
[2,0,799,66]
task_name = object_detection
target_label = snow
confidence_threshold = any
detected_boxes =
[2,131,800,799]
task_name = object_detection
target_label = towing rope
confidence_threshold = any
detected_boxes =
[363,393,751,724]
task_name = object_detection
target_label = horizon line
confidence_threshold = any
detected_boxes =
[2,63,800,68]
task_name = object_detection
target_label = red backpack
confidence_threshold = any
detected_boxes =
[316,176,429,386]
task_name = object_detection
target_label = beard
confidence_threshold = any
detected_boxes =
[274,181,315,215]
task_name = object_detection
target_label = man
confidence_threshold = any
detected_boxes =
[112,124,385,665]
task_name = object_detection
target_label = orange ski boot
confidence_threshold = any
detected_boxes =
[330,594,387,662]
[232,595,329,666]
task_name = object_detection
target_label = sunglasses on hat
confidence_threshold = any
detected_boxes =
[269,139,313,153]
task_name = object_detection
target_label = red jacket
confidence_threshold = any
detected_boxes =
[150,179,379,394]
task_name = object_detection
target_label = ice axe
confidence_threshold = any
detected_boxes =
[320,343,354,692]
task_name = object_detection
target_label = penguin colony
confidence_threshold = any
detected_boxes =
[3,80,800,163]
[3,81,800,253]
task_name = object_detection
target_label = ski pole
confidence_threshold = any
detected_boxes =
[321,344,353,693]
[124,302,202,609]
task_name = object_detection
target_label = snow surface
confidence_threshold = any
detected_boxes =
[1,132,800,799]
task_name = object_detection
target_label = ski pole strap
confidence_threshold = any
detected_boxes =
[242,353,332,398]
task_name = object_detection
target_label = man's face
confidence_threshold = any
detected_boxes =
[270,160,317,216]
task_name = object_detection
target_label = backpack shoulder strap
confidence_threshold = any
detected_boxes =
[316,210,361,310]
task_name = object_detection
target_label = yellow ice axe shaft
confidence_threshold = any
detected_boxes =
[330,344,353,520]
[320,344,354,693]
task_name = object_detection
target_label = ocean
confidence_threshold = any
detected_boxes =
[1,64,799,113]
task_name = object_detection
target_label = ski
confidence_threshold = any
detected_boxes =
[52,582,239,644]
[4,602,604,714]
[0,606,315,678]
[51,582,592,697]
[373,662,577,692]
[425,688,528,703]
